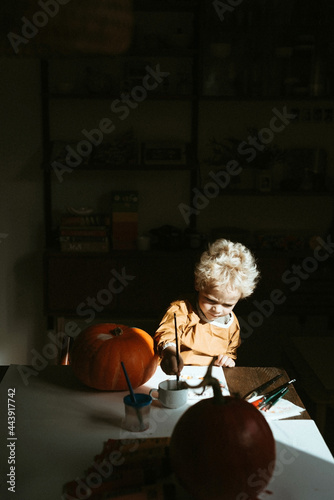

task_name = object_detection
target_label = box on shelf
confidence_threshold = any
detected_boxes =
[111,191,138,250]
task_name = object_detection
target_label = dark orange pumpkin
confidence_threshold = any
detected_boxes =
[71,323,158,391]
[169,363,276,500]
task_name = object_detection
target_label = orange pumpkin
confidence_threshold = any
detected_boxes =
[71,323,158,391]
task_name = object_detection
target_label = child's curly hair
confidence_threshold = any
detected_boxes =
[194,238,259,298]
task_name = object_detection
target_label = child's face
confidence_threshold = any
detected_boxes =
[197,285,240,321]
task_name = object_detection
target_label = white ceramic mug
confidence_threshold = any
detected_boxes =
[149,379,188,409]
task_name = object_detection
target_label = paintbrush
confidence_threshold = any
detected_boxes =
[121,361,144,430]
[174,313,180,388]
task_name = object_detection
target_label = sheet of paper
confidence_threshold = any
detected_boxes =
[262,398,305,421]
[249,395,305,420]
[144,365,229,402]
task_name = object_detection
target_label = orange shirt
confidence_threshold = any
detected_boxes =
[154,298,240,366]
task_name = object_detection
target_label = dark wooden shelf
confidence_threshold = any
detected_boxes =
[44,162,196,172]
[45,92,196,101]
[133,0,199,13]
[125,48,196,58]
[46,92,334,102]
[200,95,334,102]
[217,189,333,197]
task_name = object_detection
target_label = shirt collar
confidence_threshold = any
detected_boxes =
[196,301,232,327]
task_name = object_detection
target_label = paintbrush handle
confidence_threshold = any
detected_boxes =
[243,373,283,400]
[174,313,180,387]
[174,313,180,364]
[121,361,136,403]
[261,387,290,411]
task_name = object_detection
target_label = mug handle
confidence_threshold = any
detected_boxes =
[149,388,159,401]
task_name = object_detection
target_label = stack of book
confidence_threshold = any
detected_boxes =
[59,214,111,253]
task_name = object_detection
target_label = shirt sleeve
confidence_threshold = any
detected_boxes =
[225,315,241,359]
[154,301,189,356]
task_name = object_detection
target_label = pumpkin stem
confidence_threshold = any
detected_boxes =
[111,327,123,336]
[182,358,225,404]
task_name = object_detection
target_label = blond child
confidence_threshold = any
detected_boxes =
[154,238,259,375]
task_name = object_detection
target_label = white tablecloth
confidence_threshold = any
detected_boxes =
[0,364,333,499]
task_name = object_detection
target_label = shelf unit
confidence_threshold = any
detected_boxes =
[201,0,334,100]
[42,1,202,243]
[42,0,334,342]
[42,0,203,337]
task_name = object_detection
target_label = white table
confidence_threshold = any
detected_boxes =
[0,365,333,499]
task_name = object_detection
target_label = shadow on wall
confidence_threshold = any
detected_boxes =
[236,314,301,367]
[13,245,46,357]
[236,313,333,368]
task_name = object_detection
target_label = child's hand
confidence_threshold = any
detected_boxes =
[160,346,184,376]
[214,354,235,368]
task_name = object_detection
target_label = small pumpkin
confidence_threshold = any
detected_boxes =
[169,361,276,500]
[71,323,158,391]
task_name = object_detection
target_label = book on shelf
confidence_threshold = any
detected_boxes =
[60,235,109,243]
[60,240,110,253]
[58,212,111,252]
[60,214,111,227]
[59,227,110,237]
